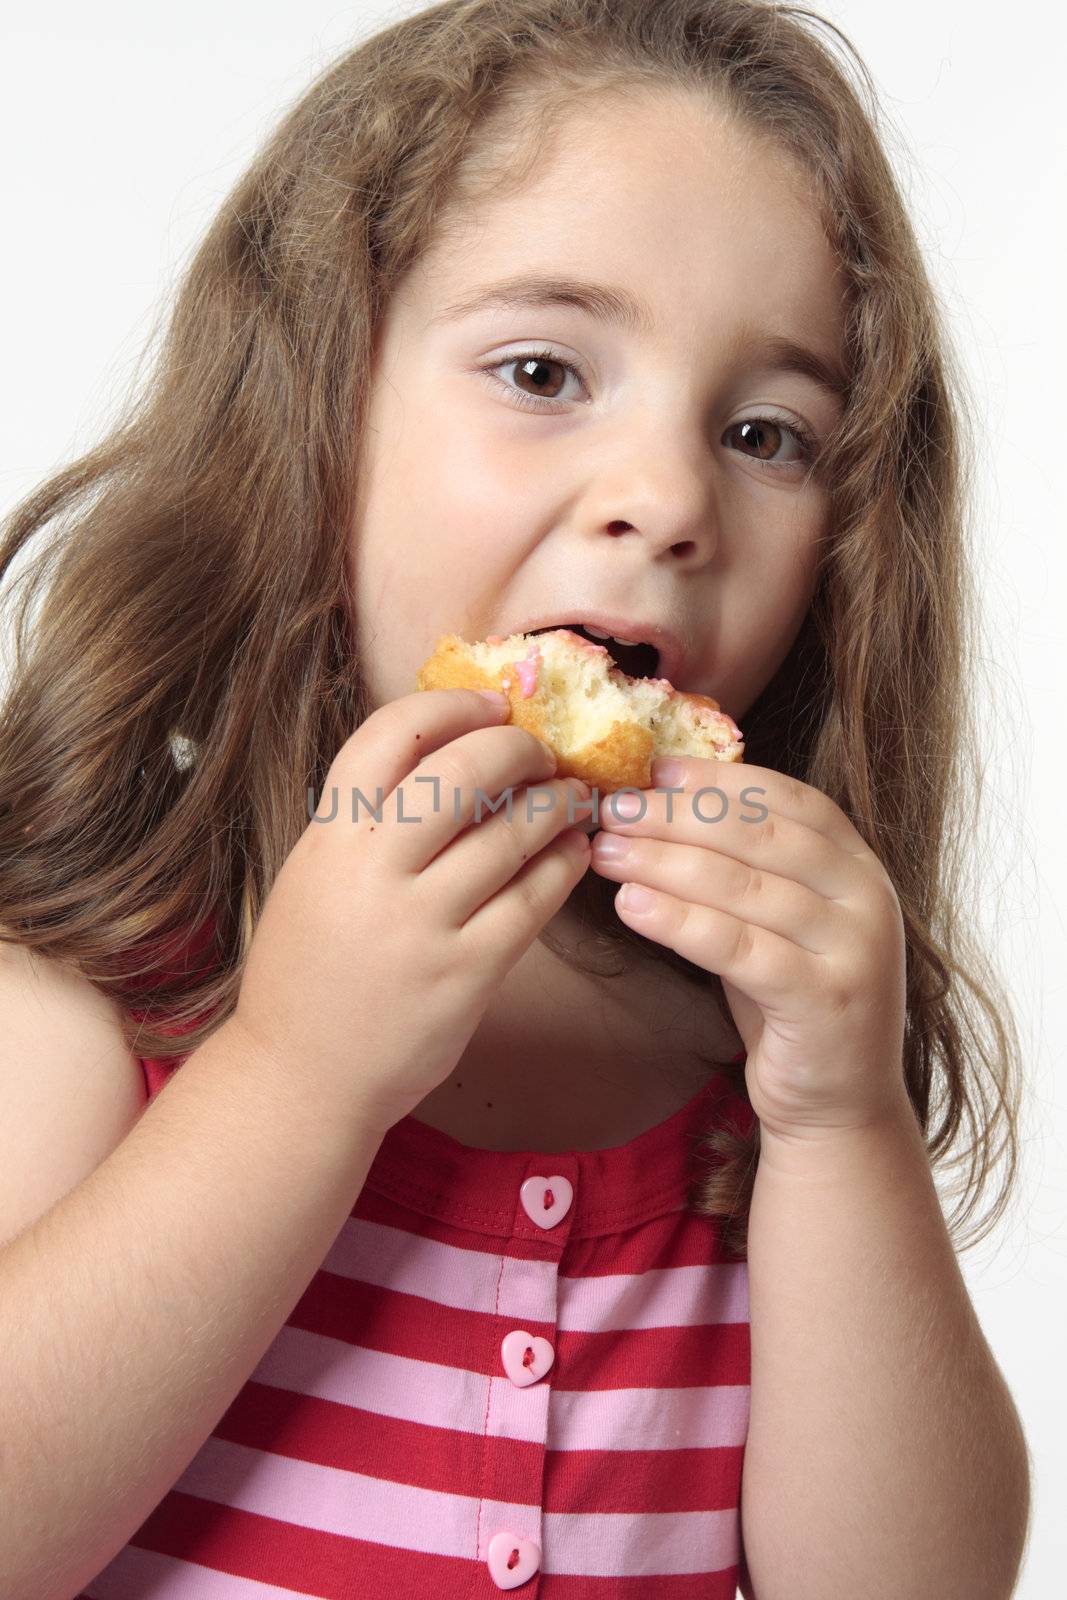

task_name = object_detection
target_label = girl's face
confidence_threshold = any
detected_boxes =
[349,91,848,725]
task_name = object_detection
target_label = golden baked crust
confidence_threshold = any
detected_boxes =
[416,629,743,792]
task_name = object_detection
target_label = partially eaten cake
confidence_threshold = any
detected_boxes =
[415,627,744,793]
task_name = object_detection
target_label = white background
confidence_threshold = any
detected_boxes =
[2,3,1064,1594]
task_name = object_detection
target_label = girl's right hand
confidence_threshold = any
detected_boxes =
[230,688,592,1134]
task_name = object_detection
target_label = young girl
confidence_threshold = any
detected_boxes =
[0,2,1031,1596]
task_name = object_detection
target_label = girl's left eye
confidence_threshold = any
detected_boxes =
[479,349,818,468]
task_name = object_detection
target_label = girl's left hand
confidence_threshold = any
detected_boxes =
[588,757,911,1144]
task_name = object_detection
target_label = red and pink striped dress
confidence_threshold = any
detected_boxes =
[81,931,756,1598]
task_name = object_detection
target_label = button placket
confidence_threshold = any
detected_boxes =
[486,1171,575,1593]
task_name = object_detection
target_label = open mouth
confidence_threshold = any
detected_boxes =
[529,623,661,679]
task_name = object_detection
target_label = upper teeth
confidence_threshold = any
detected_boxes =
[584,625,642,646]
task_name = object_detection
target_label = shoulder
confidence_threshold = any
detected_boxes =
[0,934,148,1248]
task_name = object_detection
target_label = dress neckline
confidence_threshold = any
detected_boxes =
[363,1052,753,1240]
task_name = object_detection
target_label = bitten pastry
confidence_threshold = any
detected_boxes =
[415,627,743,793]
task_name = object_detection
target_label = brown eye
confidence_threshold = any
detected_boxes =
[728,417,814,466]
[481,352,817,466]
[511,355,568,401]
[482,349,586,412]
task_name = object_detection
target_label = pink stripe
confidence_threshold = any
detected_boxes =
[253,1324,507,1434]
[484,1502,737,1578]
[548,1383,750,1453]
[330,1217,749,1331]
[172,1436,538,1560]
[250,1324,748,1451]
[330,1217,558,1323]
[557,1262,749,1333]
[155,1436,737,1578]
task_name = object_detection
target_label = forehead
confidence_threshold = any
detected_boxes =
[407,89,848,359]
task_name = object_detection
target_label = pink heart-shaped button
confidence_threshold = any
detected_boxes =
[500,1329,555,1387]
[520,1173,573,1229]
[487,1529,541,1589]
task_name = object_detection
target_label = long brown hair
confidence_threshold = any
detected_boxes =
[0,0,1024,1262]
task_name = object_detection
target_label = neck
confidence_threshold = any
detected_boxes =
[412,900,742,1152]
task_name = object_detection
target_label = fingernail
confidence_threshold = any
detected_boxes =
[620,883,656,911]
[611,792,643,819]
[652,758,685,786]
[477,690,508,709]
[593,833,629,861]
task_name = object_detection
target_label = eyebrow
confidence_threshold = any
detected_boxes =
[431,272,849,402]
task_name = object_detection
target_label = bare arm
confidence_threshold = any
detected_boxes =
[739,1104,1032,1600]
[0,687,590,1598]
[0,1018,387,1600]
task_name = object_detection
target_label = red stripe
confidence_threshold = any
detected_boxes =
[543,1443,745,1514]
[561,1207,738,1274]
[355,1183,564,1261]
[131,1491,479,1597]
[131,1494,739,1597]
[552,1320,750,1391]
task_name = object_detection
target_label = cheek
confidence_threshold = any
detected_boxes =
[747,518,822,636]
[718,538,821,715]
[349,509,513,707]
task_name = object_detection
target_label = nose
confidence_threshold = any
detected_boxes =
[585,442,720,565]
[603,513,713,563]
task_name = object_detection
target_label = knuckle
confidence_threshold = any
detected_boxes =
[735,861,763,908]
[729,917,759,968]
[455,910,497,978]
[784,776,808,812]
[753,811,777,852]
[431,747,479,801]
[672,896,698,941]
[495,807,532,874]
[513,859,553,922]
[822,974,854,1017]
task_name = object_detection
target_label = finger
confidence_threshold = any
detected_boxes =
[388,723,565,872]
[324,689,559,872]
[320,687,512,818]
[460,825,591,975]
[643,757,872,858]
[428,776,593,926]
[598,783,861,903]
[609,881,825,1011]
[590,833,842,956]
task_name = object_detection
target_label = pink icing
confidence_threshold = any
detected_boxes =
[515,639,542,697]
[709,712,743,741]
[480,627,743,737]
